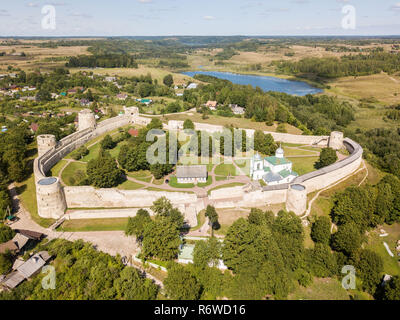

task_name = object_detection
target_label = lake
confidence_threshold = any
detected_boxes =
[182,71,323,96]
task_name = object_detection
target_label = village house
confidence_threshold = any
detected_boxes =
[230,104,245,115]
[187,83,198,90]
[176,165,208,184]
[205,100,217,110]
[105,76,116,82]
[116,93,128,100]
[1,251,51,290]
[80,98,91,107]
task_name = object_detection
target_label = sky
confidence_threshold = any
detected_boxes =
[0,0,399,36]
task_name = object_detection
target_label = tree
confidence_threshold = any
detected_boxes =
[73,146,89,160]
[125,209,152,243]
[163,74,174,87]
[147,118,163,130]
[164,263,201,300]
[315,147,338,169]
[253,131,277,155]
[307,243,337,277]
[332,186,378,232]
[151,197,184,229]
[0,223,15,243]
[114,267,158,300]
[36,89,52,102]
[0,250,13,274]
[356,249,384,294]
[311,216,331,245]
[36,122,62,140]
[381,276,400,300]
[205,205,219,231]
[142,218,181,261]
[100,135,115,150]
[193,237,222,268]
[332,223,364,256]
[183,119,195,130]
[0,191,12,221]
[87,151,122,188]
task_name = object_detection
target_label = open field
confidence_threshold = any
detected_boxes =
[59,218,129,232]
[288,278,350,300]
[327,73,400,106]
[71,65,195,86]
[61,162,88,186]
[291,157,319,176]
[0,44,89,72]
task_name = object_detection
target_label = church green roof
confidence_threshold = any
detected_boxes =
[265,156,291,166]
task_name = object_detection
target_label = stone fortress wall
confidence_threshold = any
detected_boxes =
[33,108,363,224]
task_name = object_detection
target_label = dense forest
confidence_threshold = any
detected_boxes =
[273,52,400,78]
[0,239,159,300]
[66,54,138,68]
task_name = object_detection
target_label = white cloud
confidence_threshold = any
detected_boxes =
[390,2,400,10]
[203,15,216,20]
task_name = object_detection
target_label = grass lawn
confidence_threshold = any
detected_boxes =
[61,162,88,186]
[283,147,319,157]
[15,175,55,228]
[153,178,165,186]
[168,176,195,188]
[288,278,350,300]
[208,183,246,195]
[190,211,206,232]
[118,180,145,190]
[197,176,213,188]
[365,229,400,277]
[49,160,68,177]
[214,208,249,236]
[128,170,153,183]
[214,163,238,177]
[58,218,129,232]
[291,157,319,176]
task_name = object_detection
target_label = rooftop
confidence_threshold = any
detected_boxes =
[176,165,207,179]
[265,156,291,166]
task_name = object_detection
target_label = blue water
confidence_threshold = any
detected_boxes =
[182,71,323,96]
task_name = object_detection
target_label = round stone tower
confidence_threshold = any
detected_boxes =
[37,135,57,158]
[286,184,307,216]
[78,109,96,132]
[328,131,344,150]
[36,177,66,219]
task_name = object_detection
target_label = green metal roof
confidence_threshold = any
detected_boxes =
[279,169,292,178]
[265,156,291,166]
[263,167,271,173]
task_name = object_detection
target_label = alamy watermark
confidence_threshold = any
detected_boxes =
[342,5,356,30]
[41,265,56,290]
[341,265,356,290]
[41,5,56,30]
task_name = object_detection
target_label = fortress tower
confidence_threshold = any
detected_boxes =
[78,109,96,132]
[124,106,140,123]
[37,135,57,158]
[36,177,66,219]
[328,131,344,150]
[286,184,307,216]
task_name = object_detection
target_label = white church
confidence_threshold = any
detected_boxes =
[250,146,298,185]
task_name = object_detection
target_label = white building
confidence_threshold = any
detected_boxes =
[250,147,298,185]
[176,165,207,184]
[187,83,198,90]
